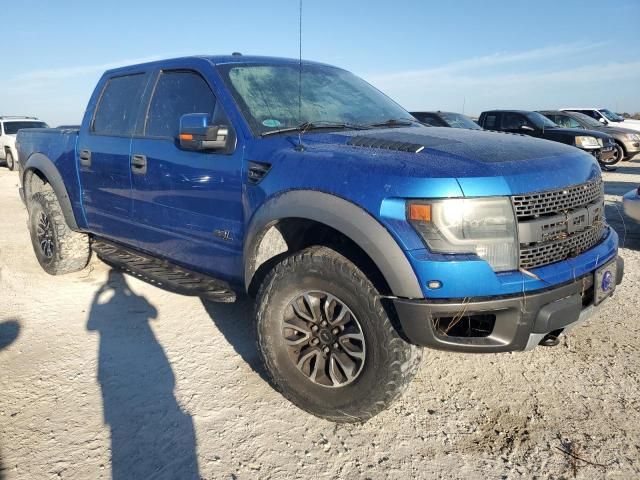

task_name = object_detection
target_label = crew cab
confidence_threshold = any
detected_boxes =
[562,108,640,133]
[539,110,640,162]
[0,116,49,170]
[16,56,624,422]
[478,110,618,168]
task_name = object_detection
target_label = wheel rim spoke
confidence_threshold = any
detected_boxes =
[283,290,366,388]
[35,212,54,259]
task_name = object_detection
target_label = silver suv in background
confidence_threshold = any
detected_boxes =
[0,116,49,170]
[539,110,640,162]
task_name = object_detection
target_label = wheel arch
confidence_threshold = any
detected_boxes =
[244,190,423,299]
[22,153,80,231]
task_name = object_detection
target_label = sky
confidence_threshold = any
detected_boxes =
[2,0,639,126]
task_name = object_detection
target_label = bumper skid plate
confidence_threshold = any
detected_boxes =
[393,256,624,353]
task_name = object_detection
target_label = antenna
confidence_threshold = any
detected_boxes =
[295,0,305,151]
[462,96,466,114]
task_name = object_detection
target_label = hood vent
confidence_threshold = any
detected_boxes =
[347,136,425,153]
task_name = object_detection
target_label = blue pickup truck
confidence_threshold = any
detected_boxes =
[16,55,623,422]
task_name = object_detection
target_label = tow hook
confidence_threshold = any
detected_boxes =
[539,333,560,347]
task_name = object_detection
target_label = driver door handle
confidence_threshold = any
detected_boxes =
[79,149,91,167]
[131,154,147,175]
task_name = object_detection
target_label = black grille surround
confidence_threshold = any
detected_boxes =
[513,179,606,270]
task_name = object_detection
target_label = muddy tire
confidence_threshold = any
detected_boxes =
[256,246,422,423]
[28,185,90,275]
[6,151,15,171]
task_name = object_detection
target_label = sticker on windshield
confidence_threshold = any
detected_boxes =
[262,119,281,128]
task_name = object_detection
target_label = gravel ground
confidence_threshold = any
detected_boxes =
[1,159,639,480]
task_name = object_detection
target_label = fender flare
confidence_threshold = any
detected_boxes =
[23,153,80,231]
[243,190,423,298]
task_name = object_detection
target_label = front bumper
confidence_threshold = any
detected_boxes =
[394,256,624,353]
[622,140,640,157]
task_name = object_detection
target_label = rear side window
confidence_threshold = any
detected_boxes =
[483,114,497,129]
[93,74,147,136]
[145,70,216,138]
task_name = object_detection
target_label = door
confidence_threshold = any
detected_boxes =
[78,72,149,244]
[129,69,244,280]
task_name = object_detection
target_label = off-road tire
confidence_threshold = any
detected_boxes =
[256,246,422,423]
[28,185,90,275]
[6,151,15,171]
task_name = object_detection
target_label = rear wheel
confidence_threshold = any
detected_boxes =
[5,151,15,171]
[27,184,90,275]
[256,246,422,423]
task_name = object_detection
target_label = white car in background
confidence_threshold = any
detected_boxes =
[0,116,49,171]
[561,108,640,134]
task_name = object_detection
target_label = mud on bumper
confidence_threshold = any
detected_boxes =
[393,256,624,353]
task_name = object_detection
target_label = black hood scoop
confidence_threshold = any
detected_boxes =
[347,135,425,153]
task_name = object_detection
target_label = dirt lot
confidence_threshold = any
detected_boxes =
[1,160,639,480]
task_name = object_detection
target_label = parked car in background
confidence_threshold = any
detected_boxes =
[478,110,619,168]
[623,186,640,222]
[539,110,640,162]
[562,108,640,133]
[16,55,624,422]
[410,111,482,130]
[0,116,49,171]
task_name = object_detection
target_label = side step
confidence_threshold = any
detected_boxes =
[92,238,236,303]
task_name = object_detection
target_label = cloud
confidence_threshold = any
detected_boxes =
[362,42,640,114]
[13,55,166,82]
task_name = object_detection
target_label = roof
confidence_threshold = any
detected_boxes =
[104,54,337,75]
[481,110,533,114]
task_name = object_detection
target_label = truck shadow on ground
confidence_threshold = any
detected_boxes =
[0,319,20,351]
[201,298,271,384]
[86,270,200,480]
[0,320,20,480]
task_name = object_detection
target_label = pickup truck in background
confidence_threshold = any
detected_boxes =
[0,116,49,171]
[478,110,620,168]
[16,55,624,422]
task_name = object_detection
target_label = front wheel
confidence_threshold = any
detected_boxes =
[256,246,422,423]
[6,151,15,171]
[601,144,624,167]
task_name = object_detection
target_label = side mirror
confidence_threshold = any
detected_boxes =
[520,125,535,132]
[598,117,607,124]
[179,113,230,151]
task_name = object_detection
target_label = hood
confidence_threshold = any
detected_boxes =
[248,125,601,201]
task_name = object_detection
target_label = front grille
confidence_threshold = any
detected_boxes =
[513,179,606,270]
[519,223,606,270]
[512,179,603,220]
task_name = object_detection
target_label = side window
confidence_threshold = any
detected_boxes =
[484,114,497,129]
[93,74,147,136]
[558,115,581,129]
[145,70,216,138]
[502,113,532,130]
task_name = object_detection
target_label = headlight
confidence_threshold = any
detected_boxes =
[407,197,518,272]
[626,133,640,141]
[575,136,600,149]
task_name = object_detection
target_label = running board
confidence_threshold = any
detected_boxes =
[92,238,236,303]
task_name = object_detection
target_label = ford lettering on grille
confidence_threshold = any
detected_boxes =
[513,179,606,270]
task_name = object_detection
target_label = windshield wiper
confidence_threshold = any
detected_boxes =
[364,118,418,128]
[261,121,366,137]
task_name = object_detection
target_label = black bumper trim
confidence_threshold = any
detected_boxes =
[394,256,624,353]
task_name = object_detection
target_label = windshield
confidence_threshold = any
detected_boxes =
[570,111,602,128]
[3,121,48,134]
[218,63,415,135]
[525,112,558,129]
[600,109,624,122]
[439,112,481,130]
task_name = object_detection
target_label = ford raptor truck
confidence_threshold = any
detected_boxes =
[15,55,624,423]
